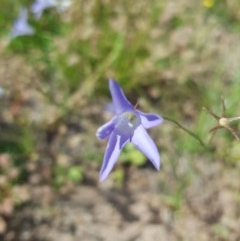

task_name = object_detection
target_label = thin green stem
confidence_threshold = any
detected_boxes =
[163,115,210,150]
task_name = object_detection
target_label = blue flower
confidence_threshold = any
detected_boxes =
[11,8,35,39]
[96,79,163,181]
[31,0,57,19]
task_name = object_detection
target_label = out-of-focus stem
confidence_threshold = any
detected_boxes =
[163,116,210,150]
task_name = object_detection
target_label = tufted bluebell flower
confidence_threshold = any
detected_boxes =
[31,0,57,19]
[11,8,35,39]
[96,79,163,181]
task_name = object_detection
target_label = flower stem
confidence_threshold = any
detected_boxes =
[163,115,210,150]
[228,116,240,123]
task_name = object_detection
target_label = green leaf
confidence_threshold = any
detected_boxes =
[67,166,83,182]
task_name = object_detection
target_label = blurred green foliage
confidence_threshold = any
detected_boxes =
[54,164,83,188]
[120,143,146,167]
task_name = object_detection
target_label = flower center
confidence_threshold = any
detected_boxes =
[115,111,141,137]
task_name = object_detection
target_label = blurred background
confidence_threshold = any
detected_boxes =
[0,0,240,240]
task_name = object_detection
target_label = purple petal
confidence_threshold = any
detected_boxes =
[105,102,115,114]
[31,0,57,19]
[96,118,115,140]
[11,8,35,38]
[109,79,134,114]
[100,133,128,181]
[131,125,160,170]
[137,111,163,129]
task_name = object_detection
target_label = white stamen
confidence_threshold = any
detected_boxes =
[128,122,133,127]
